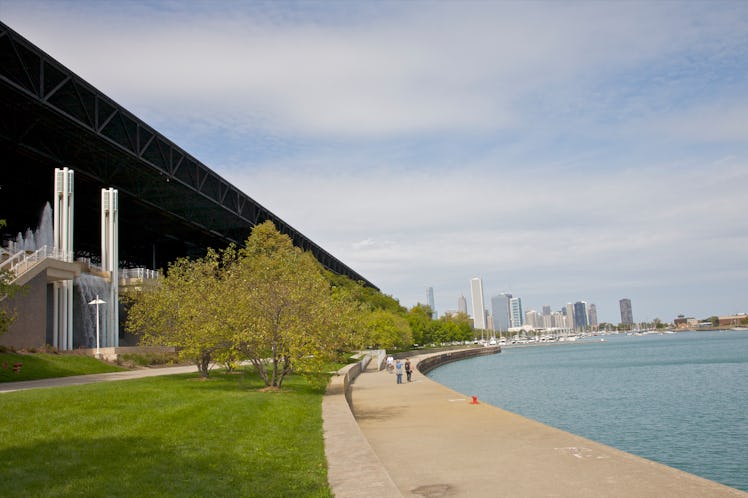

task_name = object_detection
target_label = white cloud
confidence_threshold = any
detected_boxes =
[3,0,747,322]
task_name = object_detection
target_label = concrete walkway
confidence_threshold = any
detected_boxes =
[345,354,746,498]
[0,364,199,393]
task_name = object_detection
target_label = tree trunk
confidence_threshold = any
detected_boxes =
[197,351,211,377]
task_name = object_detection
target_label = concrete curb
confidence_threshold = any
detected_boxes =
[323,358,402,498]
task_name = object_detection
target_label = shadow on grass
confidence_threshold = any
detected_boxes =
[0,436,241,496]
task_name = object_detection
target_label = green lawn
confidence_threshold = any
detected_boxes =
[0,352,126,382]
[0,370,332,497]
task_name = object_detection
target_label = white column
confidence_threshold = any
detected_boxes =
[101,188,119,347]
[53,168,74,350]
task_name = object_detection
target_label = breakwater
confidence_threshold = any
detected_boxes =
[416,345,500,374]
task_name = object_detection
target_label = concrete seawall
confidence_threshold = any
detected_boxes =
[416,345,501,374]
[323,347,747,497]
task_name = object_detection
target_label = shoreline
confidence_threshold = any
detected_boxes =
[324,348,747,497]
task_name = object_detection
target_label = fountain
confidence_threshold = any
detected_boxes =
[74,273,111,349]
[5,202,54,253]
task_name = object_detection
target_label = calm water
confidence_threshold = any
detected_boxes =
[428,330,748,492]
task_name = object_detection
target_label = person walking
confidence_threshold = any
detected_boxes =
[395,359,403,384]
[386,355,394,374]
[405,358,412,382]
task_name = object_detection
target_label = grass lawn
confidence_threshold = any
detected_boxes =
[0,352,126,382]
[0,370,332,497]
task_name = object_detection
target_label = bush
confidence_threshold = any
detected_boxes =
[119,352,180,368]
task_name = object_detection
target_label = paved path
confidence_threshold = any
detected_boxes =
[347,354,746,498]
[0,365,199,393]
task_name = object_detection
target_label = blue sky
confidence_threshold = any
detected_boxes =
[3,0,747,324]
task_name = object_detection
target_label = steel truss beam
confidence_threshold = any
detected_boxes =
[0,21,375,288]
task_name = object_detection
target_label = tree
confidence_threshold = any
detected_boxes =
[126,249,232,377]
[0,218,22,336]
[360,309,413,350]
[406,304,433,345]
[127,221,364,386]
[227,221,356,388]
[440,312,473,342]
[326,271,405,314]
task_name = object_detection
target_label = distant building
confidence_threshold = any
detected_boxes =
[426,286,437,319]
[718,314,747,327]
[573,301,588,330]
[470,278,486,329]
[491,292,512,332]
[542,305,551,316]
[619,298,634,325]
[457,294,468,315]
[510,297,524,328]
[551,311,567,329]
[565,303,575,330]
[525,309,540,328]
[587,303,598,329]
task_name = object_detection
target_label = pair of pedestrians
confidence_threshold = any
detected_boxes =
[394,358,412,384]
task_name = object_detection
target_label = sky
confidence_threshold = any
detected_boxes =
[3,0,748,324]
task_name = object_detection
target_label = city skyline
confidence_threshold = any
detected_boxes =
[3,2,746,325]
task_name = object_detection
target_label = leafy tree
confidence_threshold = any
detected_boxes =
[0,269,20,336]
[227,221,357,388]
[126,249,232,377]
[440,312,473,342]
[326,271,405,314]
[361,309,413,350]
[127,220,369,385]
[406,304,433,345]
[0,218,22,336]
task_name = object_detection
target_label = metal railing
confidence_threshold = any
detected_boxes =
[120,267,160,281]
[0,245,73,280]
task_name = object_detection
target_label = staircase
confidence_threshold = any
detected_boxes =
[0,245,75,287]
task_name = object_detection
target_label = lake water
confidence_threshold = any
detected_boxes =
[427,330,748,492]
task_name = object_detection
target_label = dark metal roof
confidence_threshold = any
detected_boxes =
[0,21,376,289]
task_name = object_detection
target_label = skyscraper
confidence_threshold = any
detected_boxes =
[565,303,575,330]
[573,301,588,330]
[470,277,486,329]
[587,303,598,329]
[620,298,634,325]
[426,286,437,319]
[457,294,468,315]
[510,297,524,328]
[491,292,512,332]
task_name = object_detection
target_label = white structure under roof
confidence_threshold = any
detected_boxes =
[53,167,74,350]
[101,188,119,347]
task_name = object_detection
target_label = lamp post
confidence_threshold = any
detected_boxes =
[88,295,106,357]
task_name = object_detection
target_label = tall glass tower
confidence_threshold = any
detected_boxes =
[510,297,524,328]
[426,286,437,319]
[491,293,512,332]
[573,301,589,330]
[470,278,486,329]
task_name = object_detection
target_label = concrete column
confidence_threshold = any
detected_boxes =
[101,188,118,347]
[53,168,74,350]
